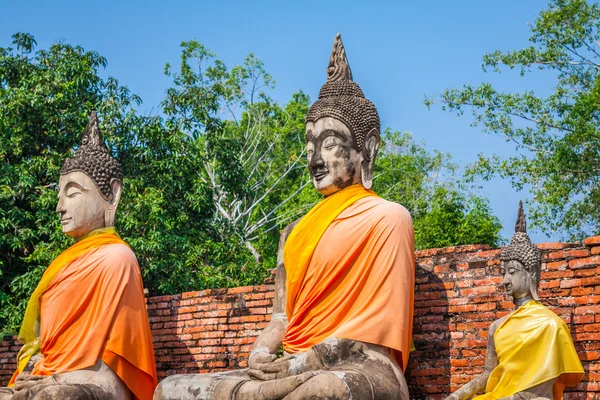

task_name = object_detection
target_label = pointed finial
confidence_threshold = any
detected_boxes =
[515,200,527,233]
[80,111,102,148]
[327,33,353,82]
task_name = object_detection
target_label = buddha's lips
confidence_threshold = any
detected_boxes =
[312,171,329,181]
[60,218,72,225]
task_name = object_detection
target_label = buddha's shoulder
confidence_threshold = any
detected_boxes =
[367,197,412,222]
[533,303,567,327]
[95,243,139,266]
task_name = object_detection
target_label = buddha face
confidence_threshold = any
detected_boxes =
[56,171,121,240]
[499,259,532,299]
[306,117,363,196]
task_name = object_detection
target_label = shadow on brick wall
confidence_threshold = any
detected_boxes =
[406,260,451,400]
[149,286,274,381]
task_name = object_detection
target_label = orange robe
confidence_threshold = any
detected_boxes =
[283,186,415,371]
[19,243,157,400]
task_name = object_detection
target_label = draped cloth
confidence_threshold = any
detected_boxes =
[282,184,415,371]
[474,301,584,400]
[8,228,157,400]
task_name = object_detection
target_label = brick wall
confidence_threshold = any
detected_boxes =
[1,237,599,399]
[0,338,18,386]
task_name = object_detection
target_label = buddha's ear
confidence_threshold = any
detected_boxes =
[104,178,122,227]
[529,271,540,301]
[360,129,380,190]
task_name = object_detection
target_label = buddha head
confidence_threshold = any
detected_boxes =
[56,112,123,240]
[499,201,542,301]
[305,33,381,196]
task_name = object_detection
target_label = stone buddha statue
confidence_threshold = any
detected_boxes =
[154,33,415,400]
[446,202,584,400]
[0,112,157,400]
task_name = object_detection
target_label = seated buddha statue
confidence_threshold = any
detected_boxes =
[154,33,415,400]
[446,202,584,400]
[0,112,157,400]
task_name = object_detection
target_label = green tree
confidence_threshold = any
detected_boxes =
[0,33,141,335]
[0,34,502,336]
[161,40,318,268]
[429,0,600,239]
[374,130,502,249]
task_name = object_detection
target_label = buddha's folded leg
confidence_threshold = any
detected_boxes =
[0,388,14,400]
[235,371,321,400]
[154,369,321,400]
[10,383,113,400]
[281,363,406,400]
[153,370,249,400]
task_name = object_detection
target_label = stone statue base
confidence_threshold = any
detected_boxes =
[155,340,408,400]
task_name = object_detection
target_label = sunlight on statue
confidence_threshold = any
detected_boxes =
[0,113,157,400]
[445,202,584,400]
[154,33,415,400]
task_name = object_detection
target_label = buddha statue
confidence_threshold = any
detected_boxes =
[0,112,157,400]
[154,33,415,400]
[446,202,584,400]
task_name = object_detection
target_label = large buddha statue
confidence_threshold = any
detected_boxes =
[154,33,415,400]
[446,202,584,400]
[0,113,157,400]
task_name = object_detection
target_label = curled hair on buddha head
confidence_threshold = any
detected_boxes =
[60,111,123,201]
[306,33,381,188]
[500,201,542,300]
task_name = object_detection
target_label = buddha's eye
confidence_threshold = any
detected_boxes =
[322,137,338,149]
[66,187,82,198]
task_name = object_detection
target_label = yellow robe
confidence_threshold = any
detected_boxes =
[474,301,584,400]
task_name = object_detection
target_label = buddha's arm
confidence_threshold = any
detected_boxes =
[248,221,298,372]
[446,321,499,400]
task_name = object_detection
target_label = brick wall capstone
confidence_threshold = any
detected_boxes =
[1,236,599,399]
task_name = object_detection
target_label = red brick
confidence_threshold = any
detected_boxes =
[546,261,567,270]
[542,270,574,279]
[569,255,600,269]
[547,251,565,259]
[583,236,600,246]
[566,249,591,258]
[538,242,567,250]
[561,276,600,288]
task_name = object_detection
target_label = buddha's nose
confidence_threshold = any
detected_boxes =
[56,196,65,214]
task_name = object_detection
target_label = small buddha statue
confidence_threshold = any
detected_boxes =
[445,202,584,400]
[154,33,415,400]
[0,113,157,400]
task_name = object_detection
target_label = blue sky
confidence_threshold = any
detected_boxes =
[2,0,562,243]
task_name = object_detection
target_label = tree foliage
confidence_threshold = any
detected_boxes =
[0,34,502,335]
[429,0,600,239]
[373,130,502,249]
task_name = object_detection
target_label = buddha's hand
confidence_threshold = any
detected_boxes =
[249,349,320,381]
[13,373,53,393]
[248,347,277,379]
[248,354,296,381]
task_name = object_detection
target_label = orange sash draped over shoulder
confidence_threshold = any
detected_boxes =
[8,228,157,400]
[282,184,415,370]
